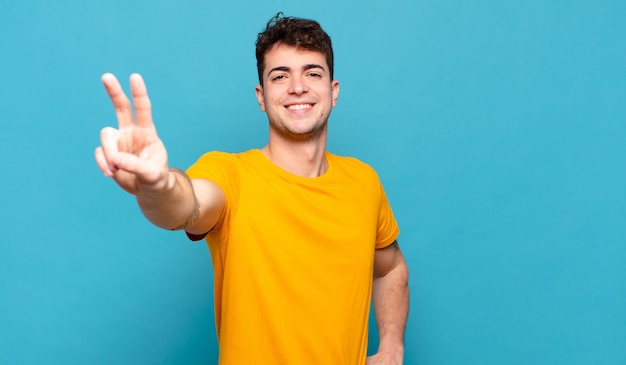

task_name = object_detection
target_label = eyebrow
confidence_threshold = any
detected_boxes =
[267,64,326,77]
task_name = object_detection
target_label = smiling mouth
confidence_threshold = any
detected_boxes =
[286,103,313,110]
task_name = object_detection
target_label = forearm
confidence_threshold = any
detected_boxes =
[372,257,409,357]
[136,168,198,230]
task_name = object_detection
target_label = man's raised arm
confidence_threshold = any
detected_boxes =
[94,73,224,234]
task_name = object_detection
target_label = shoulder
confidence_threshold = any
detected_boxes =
[194,150,252,163]
[327,152,380,180]
[189,149,258,169]
[186,150,259,182]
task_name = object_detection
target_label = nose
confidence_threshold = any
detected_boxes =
[288,76,309,95]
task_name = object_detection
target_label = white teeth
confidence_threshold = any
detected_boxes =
[287,104,312,110]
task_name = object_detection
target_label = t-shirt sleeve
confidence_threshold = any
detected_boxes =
[186,152,238,188]
[185,151,240,233]
[375,183,400,249]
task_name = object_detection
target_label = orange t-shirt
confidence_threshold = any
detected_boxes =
[187,149,399,365]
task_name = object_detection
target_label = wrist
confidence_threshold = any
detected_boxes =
[165,168,183,191]
[377,341,404,359]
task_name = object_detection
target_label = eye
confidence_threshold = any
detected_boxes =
[271,74,287,81]
[307,72,322,78]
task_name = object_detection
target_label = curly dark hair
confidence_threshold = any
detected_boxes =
[255,12,334,86]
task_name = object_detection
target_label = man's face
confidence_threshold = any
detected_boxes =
[255,43,339,142]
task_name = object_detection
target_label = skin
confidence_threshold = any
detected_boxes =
[255,43,339,178]
[95,43,408,364]
[369,240,409,365]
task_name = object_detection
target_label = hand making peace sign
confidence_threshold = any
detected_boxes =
[95,73,171,195]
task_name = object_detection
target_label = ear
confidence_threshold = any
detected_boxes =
[331,80,340,108]
[255,85,266,112]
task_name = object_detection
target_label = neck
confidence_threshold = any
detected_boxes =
[261,131,328,178]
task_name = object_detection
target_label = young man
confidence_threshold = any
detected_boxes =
[95,13,409,365]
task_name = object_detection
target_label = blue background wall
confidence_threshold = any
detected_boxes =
[1,1,624,364]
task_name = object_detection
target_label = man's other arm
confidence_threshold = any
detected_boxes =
[367,240,409,365]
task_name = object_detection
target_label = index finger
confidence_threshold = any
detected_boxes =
[129,73,154,128]
[102,73,134,129]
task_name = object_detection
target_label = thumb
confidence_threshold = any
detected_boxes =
[112,152,149,177]
[112,152,167,187]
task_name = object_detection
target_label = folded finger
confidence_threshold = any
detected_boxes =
[95,146,114,177]
[99,126,121,172]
